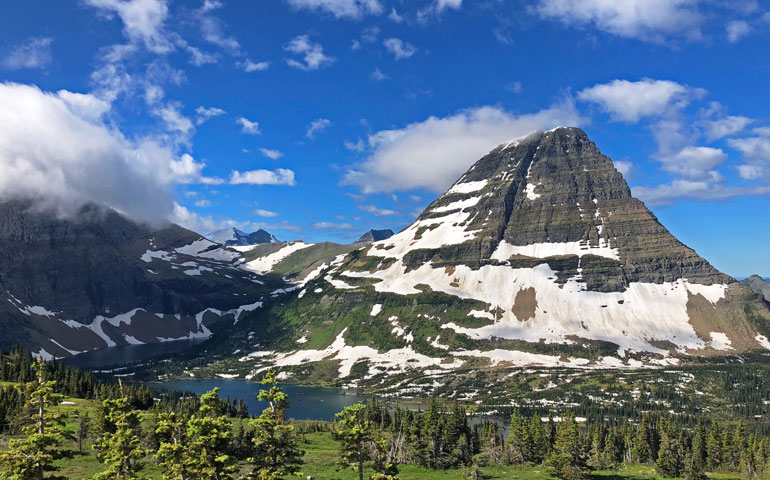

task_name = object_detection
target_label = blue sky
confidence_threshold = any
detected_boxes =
[0,0,769,277]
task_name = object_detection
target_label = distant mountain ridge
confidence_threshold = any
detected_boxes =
[0,200,283,358]
[206,227,278,246]
[742,275,770,302]
[355,229,394,243]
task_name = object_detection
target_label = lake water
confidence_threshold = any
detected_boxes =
[61,340,204,369]
[149,379,371,421]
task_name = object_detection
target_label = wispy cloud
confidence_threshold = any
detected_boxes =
[285,35,335,70]
[306,118,331,138]
[237,116,261,134]
[2,37,53,69]
[383,38,417,60]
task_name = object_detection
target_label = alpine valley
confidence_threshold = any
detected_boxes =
[3,128,770,398]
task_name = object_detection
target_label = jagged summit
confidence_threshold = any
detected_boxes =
[206,227,278,246]
[394,127,729,291]
[355,229,394,243]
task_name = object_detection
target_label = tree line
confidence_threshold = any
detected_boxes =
[3,350,770,479]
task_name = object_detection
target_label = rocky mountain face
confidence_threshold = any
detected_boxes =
[214,128,770,389]
[206,227,278,246]
[356,229,395,243]
[742,275,770,302]
[0,200,282,358]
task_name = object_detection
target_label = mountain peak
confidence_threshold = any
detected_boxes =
[206,227,278,246]
[355,229,394,243]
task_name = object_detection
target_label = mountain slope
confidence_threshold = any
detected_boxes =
[216,128,770,387]
[0,200,283,358]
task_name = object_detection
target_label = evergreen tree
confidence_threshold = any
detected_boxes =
[544,414,589,480]
[92,383,146,480]
[154,411,189,480]
[333,404,375,480]
[0,358,69,480]
[76,411,90,452]
[656,419,683,477]
[182,388,237,480]
[632,415,657,464]
[528,415,548,465]
[706,421,723,471]
[245,369,304,480]
[505,410,526,465]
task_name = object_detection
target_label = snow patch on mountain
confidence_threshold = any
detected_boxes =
[242,242,314,274]
[491,239,620,261]
[342,260,729,356]
[446,179,488,195]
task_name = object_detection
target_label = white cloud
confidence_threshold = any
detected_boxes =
[230,169,296,186]
[578,78,690,123]
[342,102,585,193]
[285,0,383,19]
[194,0,240,52]
[195,106,226,125]
[737,164,767,180]
[306,118,331,138]
[259,148,284,159]
[659,146,727,179]
[254,209,279,217]
[0,82,207,222]
[371,68,388,81]
[169,153,206,183]
[359,204,398,216]
[633,180,770,206]
[383,38,418,60]
[729,133,770,180]
[726,20,752,42]
[237,117,261,135]
[56,90,112,121]
[85,0,173,53]
[388,8,405,23]
[285,35,336,70]
[344,139,365,151]
[186,46,218,66]
[417,0,462,22]
[533,0,704,43]
[194,198,211,207]
[614,160,633,178]
[155,103,194,136]
[702,114,752,141]
[2,37,54,70]
[237,59,270,72]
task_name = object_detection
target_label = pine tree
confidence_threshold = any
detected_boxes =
[632,415,657,464]
[154,411,189,480]
[77,411,90,452]
[707,421,723,471]
[528,415,548,465]
[0,357,69,480]
[656,419,683,477]
[92,382,146,480]
[544,414,589,480]
[245,369,304,480]
[505,410,525,465]
[333,404,375,480]
[183,388,237,480]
